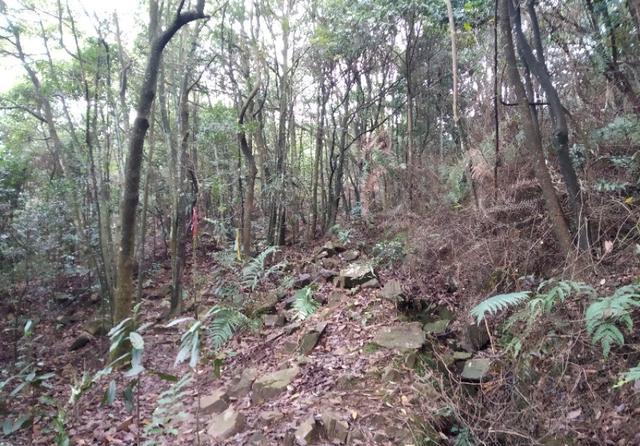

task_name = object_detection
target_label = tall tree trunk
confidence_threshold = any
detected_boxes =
[113,0,206,343]
[238,82,261,258]
[513,0,589,250]
[500,0,573,256]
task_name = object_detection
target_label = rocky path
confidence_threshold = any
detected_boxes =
[189,242,488,445]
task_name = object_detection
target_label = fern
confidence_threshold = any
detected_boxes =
[585,284,640,358]
[143,373,192,444]
[615,364,640,388]
[292,287,319,320]
[470,291,531,324]
[241,246,284,290]
[206,306,250,350]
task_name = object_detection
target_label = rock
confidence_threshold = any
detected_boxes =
[380,279,404,301]
[321,411,349,444]
[206,407,245,441]
[382,365,401,382]
[327,291,343,306]
[466,324,490,351]
[461,358,491,381]
[341,250,360,262]
[361,278,380,289]
[453,351,472,361]
[228,367,258,398]
[346,427,365,444]
[263,313,286,328]
[313,269,337,283]
[336,263,375,288]
[246,431,270,446]
[318,240,345,258]
[199,388,229,415]
[423,319,450,335]
[251,293,280,316]
[251,366,299,404]
[336,374,357,390]
[372,322,425,351]
[146,285,171,300]
[404,351,418,368]
[83,319,110,337]
[69,332,93,351]
[53,292,74,304]
[259,410,284,423]
[299,322,328,355]
[295,415,321,445]
[293,273,312,289]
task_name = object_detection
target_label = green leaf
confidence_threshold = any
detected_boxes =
[123,380,137,413]
[129,332,144,350]
[470,291,531,324]
[103,380,116,406]
[125,364,145,378]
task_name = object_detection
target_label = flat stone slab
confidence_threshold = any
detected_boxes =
[461,358,491,381]
[207,407,245,441]
[372,322,426,351]
[380,279,404,301]
[299,322,328,355]
[251,366,300,404]
[228,367,258,398]
[337,263,375,288]
[199,388,229,415]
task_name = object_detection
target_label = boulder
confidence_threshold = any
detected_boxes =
[461,358,491,381]
[293,274,312,289]
[69,332,93,351]
[423,319,450,335]
[317,241,345,258]
[321,411,349,444]
[83,319,110,337]
[228,367,258,398]
[199,388,229,415]
[313,269,337,283]
[263,313,286,328]
[341,250,360,262]
[361,278,380,289]
[206,407,245,441]
[246,431,270,446]
[251,293,280,316]
[336,264,375,288]
[460,324,490,352]
[380,279,404,301]
[372,322,425,351]
[295,415,321,445]
[251,366,299,404]
[53,292,74,304]
[298,322,328,355]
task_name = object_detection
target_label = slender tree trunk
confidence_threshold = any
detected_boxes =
[500,0,573,256]
[238,82,261,258]
[113,0,206,341]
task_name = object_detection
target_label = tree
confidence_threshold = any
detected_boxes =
[113,0,207,342]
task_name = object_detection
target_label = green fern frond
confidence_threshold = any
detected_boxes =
[614,364,640,388]
[207,306,250,350]
[591,324,625,358]
[585,284,640,358]
[292,287,319,320]
[241,246,282,291]
[470,291,531,324]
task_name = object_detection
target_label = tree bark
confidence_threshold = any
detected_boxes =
[114,0,206,339]
[500,0,573,256]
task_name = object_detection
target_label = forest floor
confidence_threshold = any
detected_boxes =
[2,211,640,445]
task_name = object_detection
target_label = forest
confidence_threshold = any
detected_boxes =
[1,0,640,444]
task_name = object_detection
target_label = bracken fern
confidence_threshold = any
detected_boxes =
[292,286,319,320]
[585,284,640,358]
[470,291,531,324]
